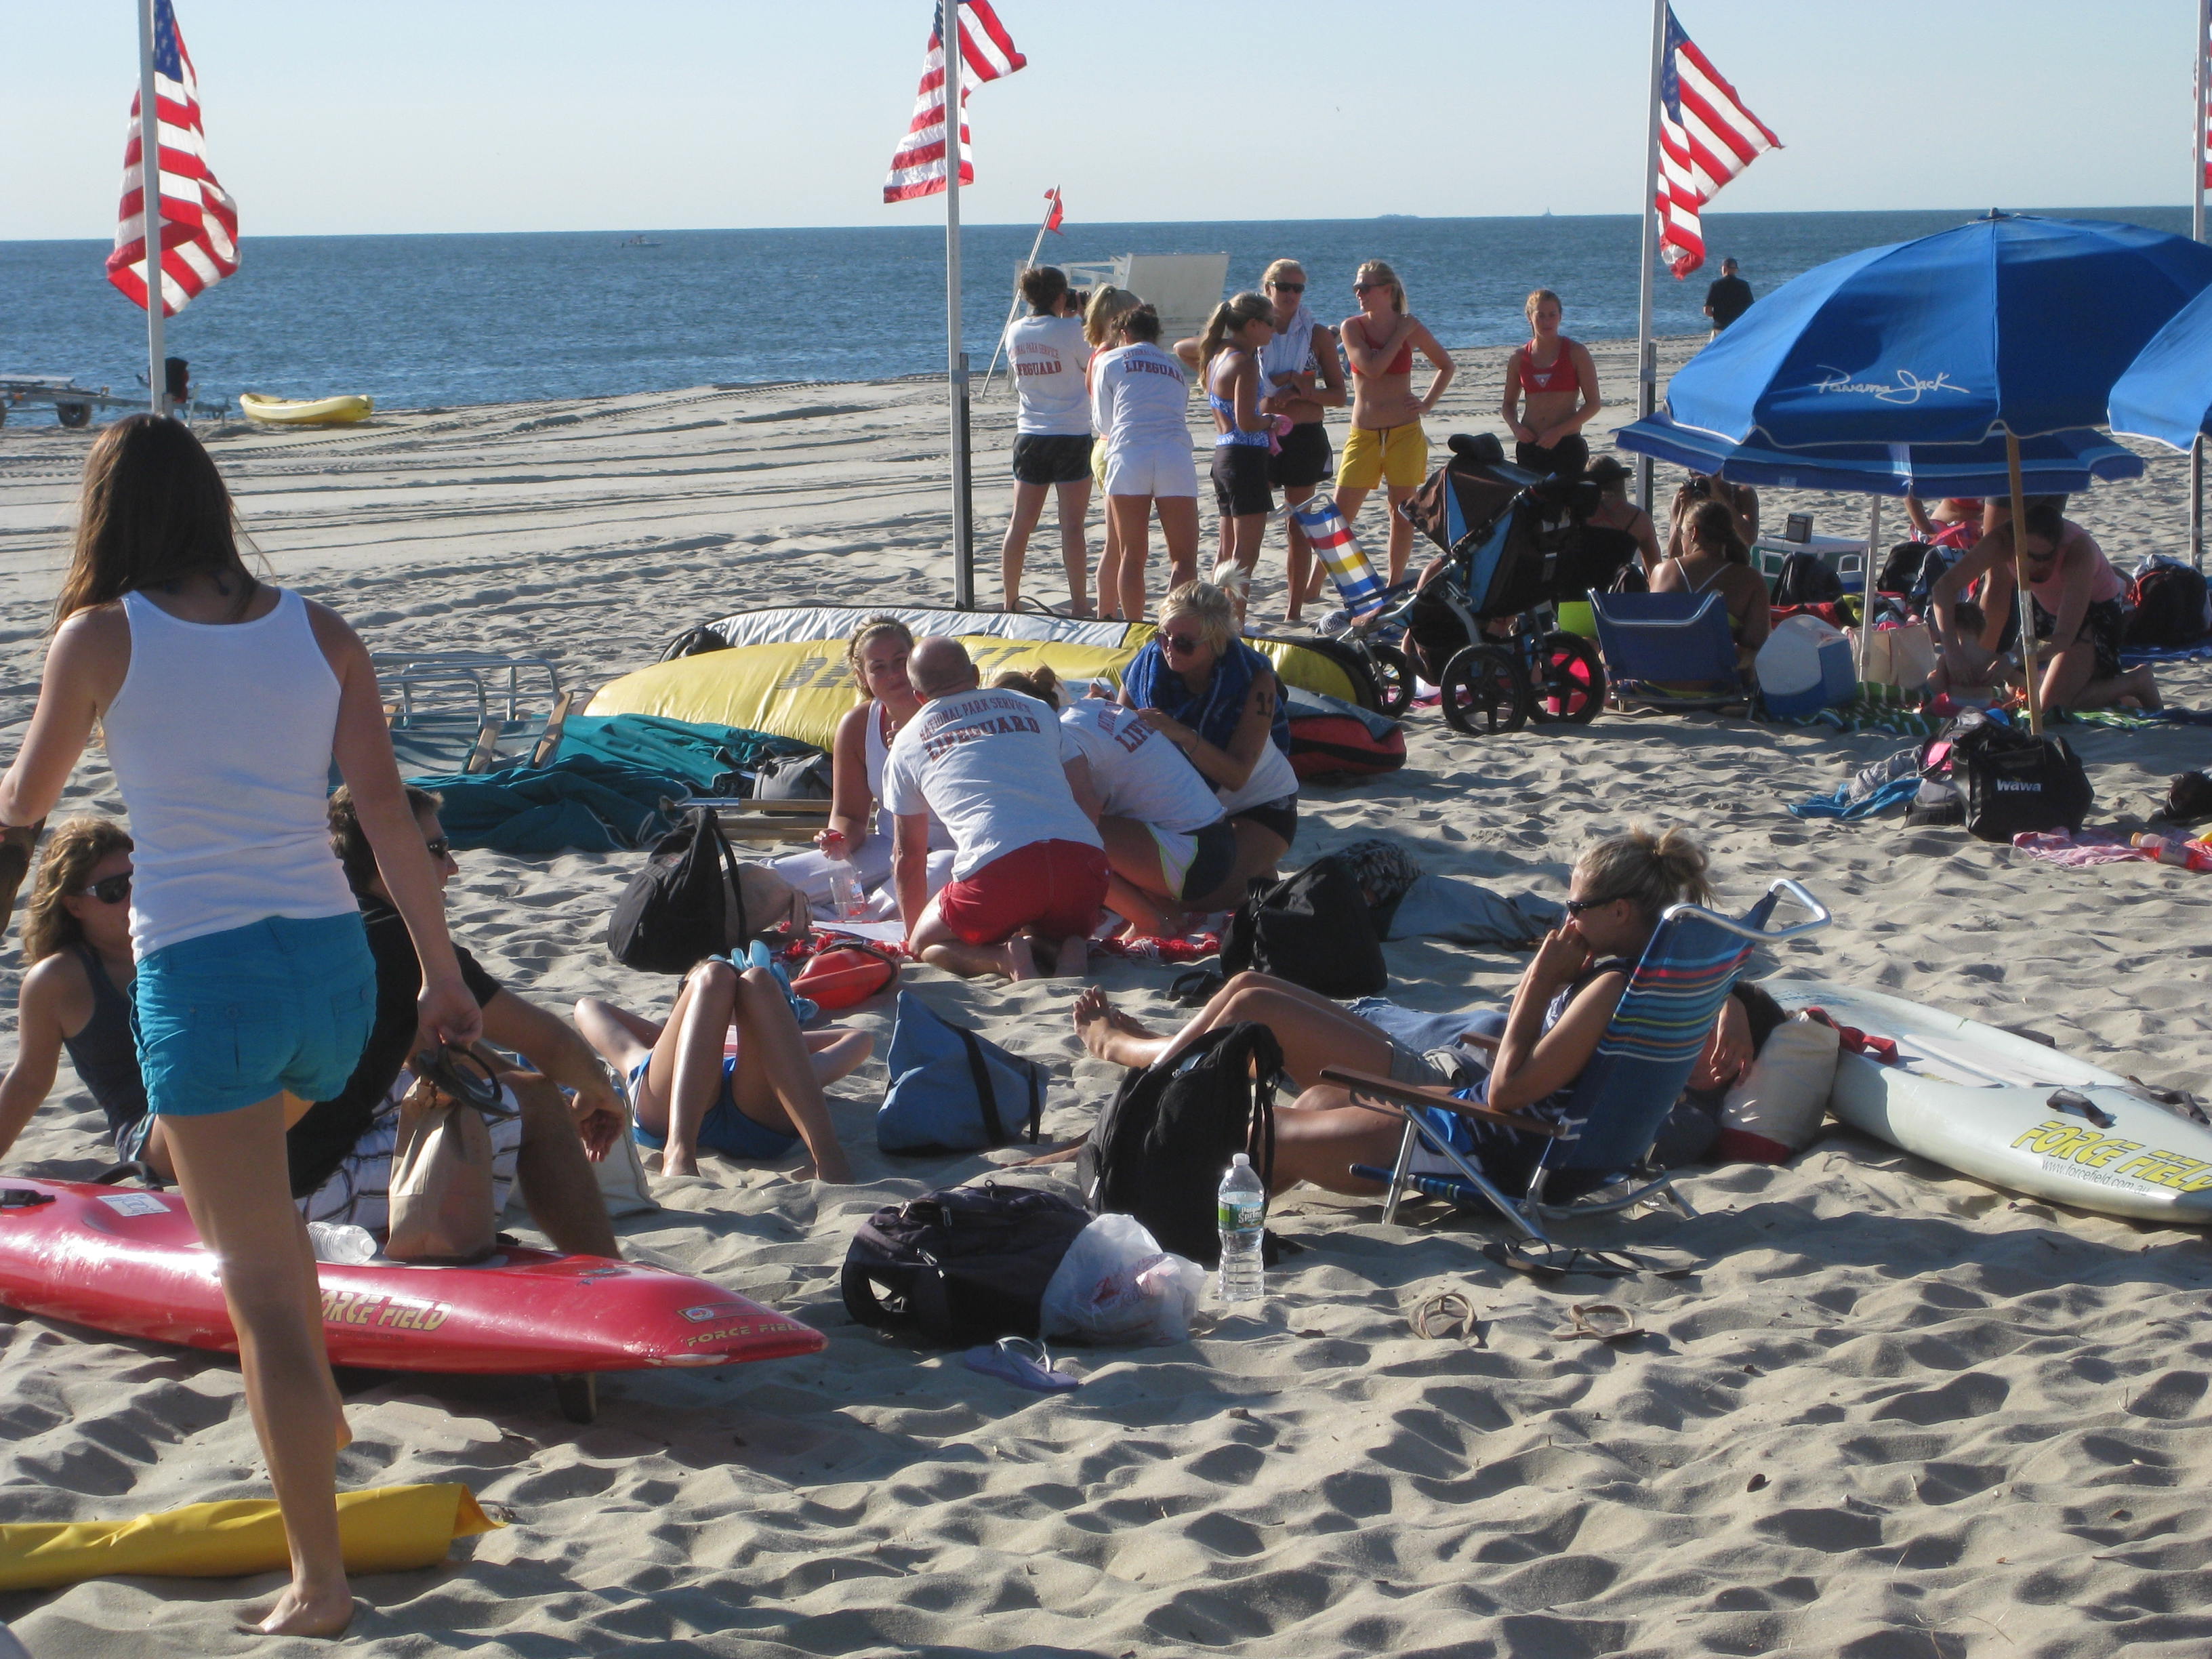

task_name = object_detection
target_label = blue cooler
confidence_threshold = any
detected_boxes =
[1756,616,1856,718]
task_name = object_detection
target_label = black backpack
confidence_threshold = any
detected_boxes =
[1077,1022,1282,1268]
[605,808,748,973]
[1771,550,1845,609]
[1952,723,2093,842]
[2126,560,2211,649]
[1222,855,1387,998]
[840,1182,1092,1346]
[1877,540,1930,597]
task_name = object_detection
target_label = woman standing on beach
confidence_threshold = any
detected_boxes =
[1254,260,1345,624]
[773,616,955,915]
[0,415,478,1638]
[998,266,1093,615]
[1334,260,1454,583]
[1501,289,1601,479]
[1082,287,1144,619]
[1090,306,1200,621]
[1194,293,1279,611]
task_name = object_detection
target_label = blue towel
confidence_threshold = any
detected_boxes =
[407,756,682,854]
[1123,638,1292,754]
[1787,774,1921,821]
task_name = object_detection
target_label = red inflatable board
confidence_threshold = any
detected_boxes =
[0,1180,824,1376]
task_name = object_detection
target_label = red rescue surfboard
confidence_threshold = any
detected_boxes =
[0,1179,824,1375]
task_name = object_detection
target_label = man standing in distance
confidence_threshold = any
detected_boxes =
[886,638,1108,980]
[1702,258,1753,334]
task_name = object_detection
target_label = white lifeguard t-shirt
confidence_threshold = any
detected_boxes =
[882,687,1103,879]
[1006,314,1092,436]
[1090,342,1192,451]
[1058,699,1224,836]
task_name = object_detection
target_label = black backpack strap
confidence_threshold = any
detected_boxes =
[698,808,750,947]
[954,1025,1008,1145]
[1022,1059,1043,1143]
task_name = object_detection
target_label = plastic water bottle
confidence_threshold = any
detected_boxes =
[1216,1153,1267,1304]
[825,858,866,920]
[306,1221,378,1265]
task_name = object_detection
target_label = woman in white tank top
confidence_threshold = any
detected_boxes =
[0,416,478,1638]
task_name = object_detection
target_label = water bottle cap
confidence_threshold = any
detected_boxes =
[1231,1152,1250,1166]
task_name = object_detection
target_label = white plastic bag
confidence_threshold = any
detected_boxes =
[1040,1213,1207,1347]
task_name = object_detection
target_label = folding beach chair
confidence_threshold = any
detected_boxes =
[1587,591,1745,713]
[1323,878,1830,1249]
[1288,496,1397,624]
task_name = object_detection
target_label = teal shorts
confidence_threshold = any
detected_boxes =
[134,913,375,1118]
[628,1055,800,1162]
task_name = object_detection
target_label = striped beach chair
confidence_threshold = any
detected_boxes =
[1326,878,1830,1247]
[1288,497,1395,623]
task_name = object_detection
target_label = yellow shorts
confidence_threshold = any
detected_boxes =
[1090,436,1108,489]
[1336,422,1429,491]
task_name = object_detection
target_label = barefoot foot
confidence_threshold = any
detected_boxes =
[1001,934,1040,981]
[1071,986,1162,1065]
[1049,934,1090,978]
[241,1580,355,1639]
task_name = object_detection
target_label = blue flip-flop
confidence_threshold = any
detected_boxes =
[962,1336,1081,1393]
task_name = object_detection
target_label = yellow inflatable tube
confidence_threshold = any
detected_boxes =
[588,631,1364,754]
[0,1483,499,1591]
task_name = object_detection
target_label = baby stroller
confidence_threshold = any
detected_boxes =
[1397,434,1638,735]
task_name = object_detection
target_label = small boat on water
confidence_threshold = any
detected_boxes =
[617,234,662,248]
[240,392,373,427]
[1767,979,2212,1225]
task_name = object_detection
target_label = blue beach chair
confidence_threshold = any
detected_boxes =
[1323,879,1830,1248]
[1587,591,1746,713]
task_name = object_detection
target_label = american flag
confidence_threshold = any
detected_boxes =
[883,2,1027,205]
[1654,5,1778,279]
[106,0,238,317]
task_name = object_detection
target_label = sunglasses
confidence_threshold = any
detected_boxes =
[78,873,132,905]
[1353,282,1382,293]
[1269,281,1305,293]
[1161,632,1206,655]
[424,836,453,861]
[1562,893,1624,917]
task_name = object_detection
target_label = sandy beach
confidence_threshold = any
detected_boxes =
[3,335,2211,1657]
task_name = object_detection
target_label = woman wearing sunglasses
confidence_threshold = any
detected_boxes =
[0,415,478,1638]
[1255,261,1346,623]
[1334,259,1454,584]
[1070,827,1754,1197]
[0,819,168,1176]
[1118,580,1299,908]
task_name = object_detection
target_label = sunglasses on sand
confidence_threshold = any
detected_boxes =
[77,874,131,905]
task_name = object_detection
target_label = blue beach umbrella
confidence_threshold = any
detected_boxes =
[1658,213,2212,729]
[1615,413,2146,497]
[2108,281,2212,452]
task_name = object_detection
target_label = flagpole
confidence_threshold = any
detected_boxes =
[136,0,165,415]
[2193,0,2207,573]
[981,194,1058,393]
[1633,0,1666,513]
[944,5,975,609]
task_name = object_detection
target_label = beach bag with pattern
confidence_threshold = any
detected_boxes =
[1077,1021,1282,1269]
[840,1183,1092,1346]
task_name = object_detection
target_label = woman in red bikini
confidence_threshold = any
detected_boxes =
[1501,289,1601,478]
[1333,260,1453,585]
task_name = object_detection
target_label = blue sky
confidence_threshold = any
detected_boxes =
[0,1,2194,237]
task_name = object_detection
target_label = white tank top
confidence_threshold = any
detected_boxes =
[863,700,955,851]
[1256,303,1319,397]
[104,588,359,958]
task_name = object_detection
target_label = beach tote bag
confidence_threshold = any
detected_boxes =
[386,1059,514,1264]
[1221,856,1387,998]
[1953,724,2093,842]
[605,808,748,974]
[876,991,1046,1155]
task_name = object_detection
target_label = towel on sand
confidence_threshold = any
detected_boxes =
[550,713,817,794]
[408,756,680,854]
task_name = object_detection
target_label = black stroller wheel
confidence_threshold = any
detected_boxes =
[1438,644,1529,736]
[1367,644,1414,716]
[1529,632,1606,725]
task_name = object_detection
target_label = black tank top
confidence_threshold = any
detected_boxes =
[60,943,148,1144]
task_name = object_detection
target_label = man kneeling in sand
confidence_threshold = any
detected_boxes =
[886,637,1110,979]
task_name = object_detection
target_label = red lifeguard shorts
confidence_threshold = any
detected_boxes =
[936,839,1109,946]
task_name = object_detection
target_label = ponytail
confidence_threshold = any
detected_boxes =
[1572,825,1713,922]
[1198,291,1273,374]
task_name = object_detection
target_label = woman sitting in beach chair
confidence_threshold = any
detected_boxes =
[772,615,958,919]
[1071,828,1753,1198]
[1650,500,1771,672]
[1118,580,1300,902]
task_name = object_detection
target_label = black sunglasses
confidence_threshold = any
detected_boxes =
[1161,631,1206,654]
[1269,281,1305,293]
[78,873,132,905]
[1563,893,1624,917]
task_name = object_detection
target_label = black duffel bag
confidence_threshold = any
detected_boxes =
[1953,722,2093,842]
[841,1183,1092,1346]
[1221,855,1387,998]
[605,808,748,973]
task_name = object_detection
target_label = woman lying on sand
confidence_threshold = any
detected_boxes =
[575,960,865,1184]
[1071,828,1752,1200]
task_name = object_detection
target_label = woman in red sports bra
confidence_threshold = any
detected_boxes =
[1502,289,1601,478]
[1334,259,1454,584]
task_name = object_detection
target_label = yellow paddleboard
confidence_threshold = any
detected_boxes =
[240,392,374,426]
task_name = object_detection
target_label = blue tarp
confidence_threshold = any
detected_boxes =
[406,756,681,855]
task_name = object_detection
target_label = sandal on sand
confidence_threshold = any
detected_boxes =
[962,1336,1082,1393]
[1553,1303,1643,1343]
[1412,1292,1480,1343]
[1484,1239,1638,1279]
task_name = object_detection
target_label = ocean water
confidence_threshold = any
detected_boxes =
[1,207,2192,415]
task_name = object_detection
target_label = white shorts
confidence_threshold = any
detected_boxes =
[1103,442,1198,500]
[297,1071,525,1235]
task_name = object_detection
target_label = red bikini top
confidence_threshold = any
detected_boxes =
[1349,317,1414,377]
[1517,337,1580,394]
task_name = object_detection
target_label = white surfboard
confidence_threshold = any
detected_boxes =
[1765,979,2212,1225]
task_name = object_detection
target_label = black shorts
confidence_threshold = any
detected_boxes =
[1012,433,1093,486]
[1268,422,1333,490]
[1515,434,1589,479]
[1231,795,1298,849]
[1177,819,1240,904]
[2032,594,2127,681]
[1211,443,1275,518]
